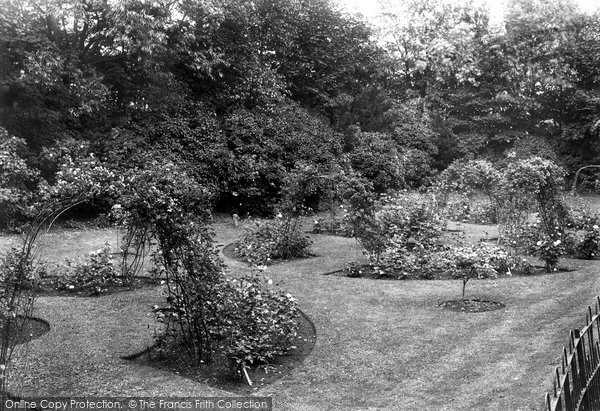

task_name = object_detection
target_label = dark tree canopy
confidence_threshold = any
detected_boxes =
[1,0,600,218]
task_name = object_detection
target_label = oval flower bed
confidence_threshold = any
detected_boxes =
[439,299,506,313]
[222,242,316,266]
[125,310,316,394]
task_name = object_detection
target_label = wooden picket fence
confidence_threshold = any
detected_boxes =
[546,296,600,410]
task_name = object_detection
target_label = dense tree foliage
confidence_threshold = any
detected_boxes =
[1,0,600,221]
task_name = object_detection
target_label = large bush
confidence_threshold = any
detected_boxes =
[279,162,347,217]
[347,191,446,266]
[37,243,117,296]
[155,226,300,370]
[217,103,343,215]
[236,217,312,267]
[0,128,40,228]
[348,131,405,192]
[217,276,298,368]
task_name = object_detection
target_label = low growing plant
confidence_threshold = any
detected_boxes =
[37,243,118,295]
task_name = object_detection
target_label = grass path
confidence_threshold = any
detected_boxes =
[5,221,600,409]
[11,287,229,397]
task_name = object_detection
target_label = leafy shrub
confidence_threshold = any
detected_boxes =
[115,163,300,372]
[348,131,405,192]
[112,161,214,283]
[402,148,435,188]
[561,206,600,259]
[217,104,343,215]
[236,217,312,266]
[567,206,600,231]
[500,221,569,271]
[376,245,454,279]
[37,243,118,295]
[350,192,446,263]
[36,140,124,219]
[219,276,299,368]
[0,128,41,228]
[576,224,600,259]
[378,193,446,249]
[529,230,567,271]
[345,240,525,290]
[438,159,501,198]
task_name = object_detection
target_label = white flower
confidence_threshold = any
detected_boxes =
[594,225,599,230]
[267,279,273,285]
[553,240,561,246]
[536,241,543,246]
[276,213,283,218]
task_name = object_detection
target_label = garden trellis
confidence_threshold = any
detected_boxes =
[546,296,600,411]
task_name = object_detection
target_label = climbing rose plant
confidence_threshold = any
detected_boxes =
[115,162,299,371]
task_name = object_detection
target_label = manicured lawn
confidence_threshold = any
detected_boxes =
[4,217,600,409]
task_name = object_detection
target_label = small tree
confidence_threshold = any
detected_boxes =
[450,244,507,300]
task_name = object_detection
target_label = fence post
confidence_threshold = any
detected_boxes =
[574,330,587,408]
[546,297,600,410]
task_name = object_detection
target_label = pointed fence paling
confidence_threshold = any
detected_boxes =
[546,296,600,411]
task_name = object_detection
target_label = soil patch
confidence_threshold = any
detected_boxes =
[125,310,316,394]
[439,299,505,313]
[222,242,317,265]
[1,316,50,345]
